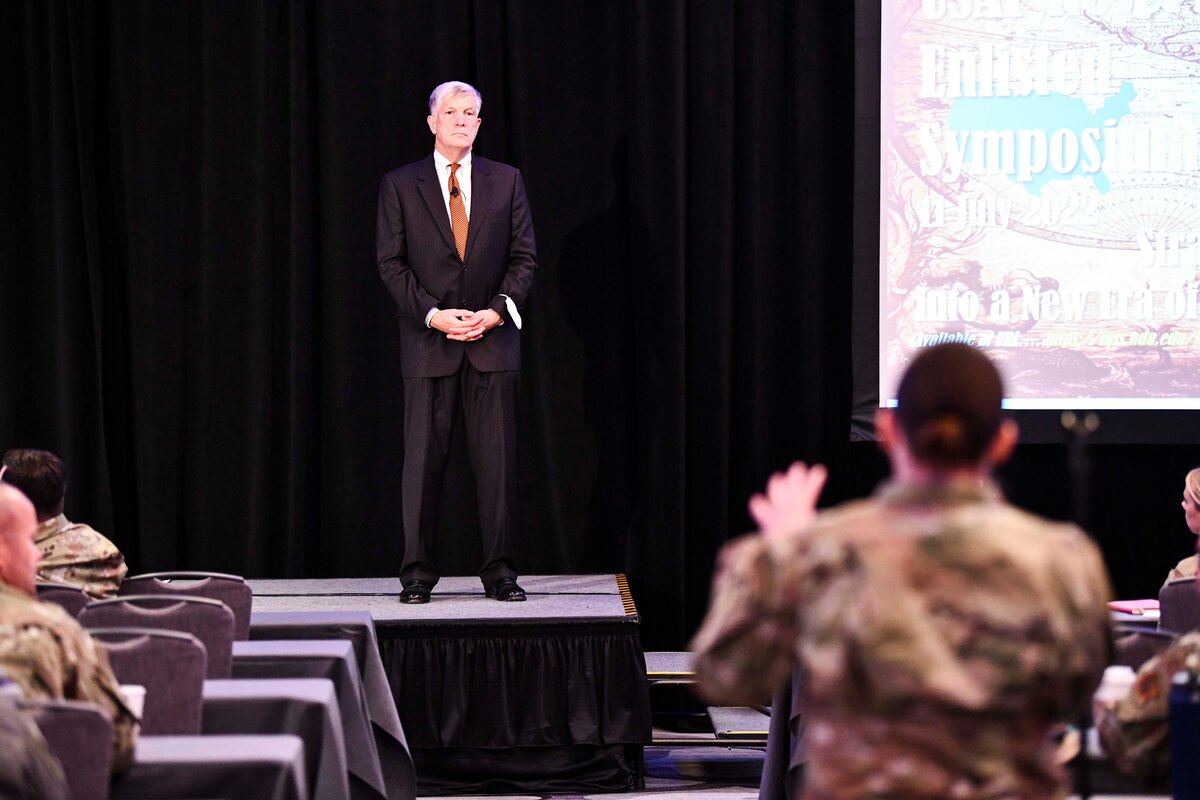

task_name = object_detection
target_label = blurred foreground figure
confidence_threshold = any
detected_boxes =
[0,695,70,800]
[691,343,1112,800]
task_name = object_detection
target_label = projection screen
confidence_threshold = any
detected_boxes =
[880,0,1200,409]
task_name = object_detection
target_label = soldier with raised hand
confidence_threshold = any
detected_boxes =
[691,343,1113,800]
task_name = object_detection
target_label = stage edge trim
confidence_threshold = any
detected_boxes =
[616,573,638,619]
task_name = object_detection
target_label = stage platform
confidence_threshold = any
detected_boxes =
[248,575,653,795]
[248,575,630,621]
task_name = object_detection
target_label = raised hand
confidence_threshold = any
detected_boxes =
[748,461,828,541]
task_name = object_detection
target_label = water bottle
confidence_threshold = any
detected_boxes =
[1170,666,1200,800]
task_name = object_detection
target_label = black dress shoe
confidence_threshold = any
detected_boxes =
[400,579,432,604]
[486,577,527,602]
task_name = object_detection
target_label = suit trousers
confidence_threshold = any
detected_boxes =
[399,358,519,588]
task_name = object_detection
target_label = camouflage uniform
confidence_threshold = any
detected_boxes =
[691,479,1113,800]
[1096,631,1200,780]
[35,514,127,599]
[1165,554,1198,587]
[0,581,137,773]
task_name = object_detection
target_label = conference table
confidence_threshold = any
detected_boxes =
[111,734,308,800]
[1109,608,1160,630]
[249,609,415,800]
[203,677,350,800]
[232,638,386,799]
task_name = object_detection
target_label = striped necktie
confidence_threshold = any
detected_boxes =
[449,162,468,261]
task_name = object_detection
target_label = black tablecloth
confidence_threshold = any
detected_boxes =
[249,610,415,800]
[203,678,349,800]
[233,639,384,800]
[378,619,651,793]
[112,734,308,800]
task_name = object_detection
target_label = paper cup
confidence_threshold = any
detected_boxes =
[120,684,146,719]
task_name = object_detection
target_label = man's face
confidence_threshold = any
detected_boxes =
[427,93,481,157]
[0,494,40,595]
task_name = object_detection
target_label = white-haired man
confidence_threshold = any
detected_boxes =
[376,80,536,604]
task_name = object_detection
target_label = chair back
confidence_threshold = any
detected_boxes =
[121,571,253,640]
[0,699,71,800]
[35,581,90,618]
[27,699,113,800]
[1112,625,1176,670]
[1160,577,1200,634]
[79,594,234,679]
[90,627,207,735]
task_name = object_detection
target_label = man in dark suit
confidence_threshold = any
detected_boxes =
[376,80,536,604]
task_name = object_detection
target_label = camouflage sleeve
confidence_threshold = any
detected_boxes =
[0,622,134,772]
[690,534,800,706]
[0,626,69,701]
[1164,556,1197,589]
[37,552,127,600]
[36,523,128,600]
[1096,633,1200,779]
[1095,679,1170,779]
[0,703,71,800]
[12,616,139,774]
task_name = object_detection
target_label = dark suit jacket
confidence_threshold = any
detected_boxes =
[377,154,537,378]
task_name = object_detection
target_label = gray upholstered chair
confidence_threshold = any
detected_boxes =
[1160,577,1200,634]
[0,699,71,800]
[79,595,235,679]
[120,571,253,640]
[1112,625,1175,670]
[90,627,207,735]
[35,580,90,618]
[27,699,114,800]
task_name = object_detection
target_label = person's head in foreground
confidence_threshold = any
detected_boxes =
[880,341,1018,481]
[691,342,1112,800]
[0,483,42,595]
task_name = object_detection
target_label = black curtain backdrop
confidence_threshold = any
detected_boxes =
[1,0,1192,650]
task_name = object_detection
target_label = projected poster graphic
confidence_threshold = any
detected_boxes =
[881,0,1200,408]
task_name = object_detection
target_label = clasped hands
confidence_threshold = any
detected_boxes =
[749,461,828,542]
[430,308,502,341]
